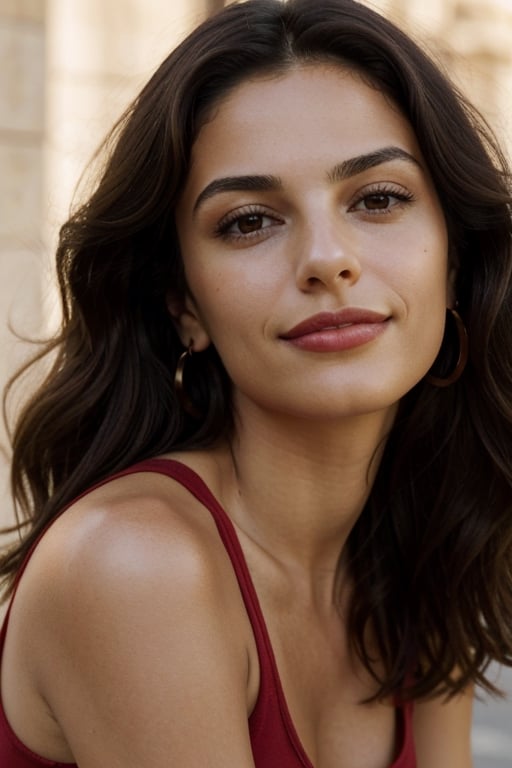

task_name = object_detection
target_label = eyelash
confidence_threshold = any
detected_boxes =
[349,183,416,214]
[214,184,416,242]
[215,205,280,242]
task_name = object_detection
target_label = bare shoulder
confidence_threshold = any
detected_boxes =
[22,470,236,620]
[19,469,252,665]
[413,685,474,768]
[7,470,256,766]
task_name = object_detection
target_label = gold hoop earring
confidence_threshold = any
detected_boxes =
[427,309,468,387]
[174,341,201,418]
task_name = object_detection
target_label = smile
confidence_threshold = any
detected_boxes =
[280,309,389,352]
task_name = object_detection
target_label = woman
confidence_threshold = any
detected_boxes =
[1,0,511,765]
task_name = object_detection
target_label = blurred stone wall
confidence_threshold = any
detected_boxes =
[0,0,511,528]
[0,0,217,526]
[371,0,512,152]
[0,0,45,522]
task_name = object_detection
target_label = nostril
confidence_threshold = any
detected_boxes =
[339,269,352,279]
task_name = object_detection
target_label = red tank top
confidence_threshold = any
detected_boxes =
[0,458,416,767]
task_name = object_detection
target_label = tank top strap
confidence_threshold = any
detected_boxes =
[137,459,274,649]
[115,458,311,758]
[126,459,289,741]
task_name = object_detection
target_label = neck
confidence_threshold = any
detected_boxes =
[219,397,396,579]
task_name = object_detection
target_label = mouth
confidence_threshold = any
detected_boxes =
[280,309,390,340]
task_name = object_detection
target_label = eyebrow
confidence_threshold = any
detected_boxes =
[193,145,421,213]
[193,174,282,213]
[328,146,421,182]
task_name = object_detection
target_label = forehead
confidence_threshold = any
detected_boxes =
[181,64,423,201]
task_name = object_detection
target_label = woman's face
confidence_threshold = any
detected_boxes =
[174,64,450,421]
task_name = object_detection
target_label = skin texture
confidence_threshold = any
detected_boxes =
[1,65,473,767]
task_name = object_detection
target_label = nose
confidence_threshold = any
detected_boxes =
[295,214,362,291]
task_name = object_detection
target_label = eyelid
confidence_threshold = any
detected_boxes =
[215,204,283,238]
[347,181,415,211]
[350,180,414,198]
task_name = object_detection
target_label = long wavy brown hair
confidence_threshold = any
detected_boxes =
[3,0,512,702]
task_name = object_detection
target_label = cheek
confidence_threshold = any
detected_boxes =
[380,217,449,301]
[403,253,450,361]
[185,255,283,336]
[186,271,255,352]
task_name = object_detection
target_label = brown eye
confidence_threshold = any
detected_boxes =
[349,186,414,215]
[364,194,391,210]
[237,214,265,233]
[216,208,283,240]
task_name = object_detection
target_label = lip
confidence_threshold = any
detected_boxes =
[280,309,390,352]
[281,309,390,338]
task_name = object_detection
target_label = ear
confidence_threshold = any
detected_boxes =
[167,293,211,352]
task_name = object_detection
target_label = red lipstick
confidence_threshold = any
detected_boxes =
[280,309,389,352]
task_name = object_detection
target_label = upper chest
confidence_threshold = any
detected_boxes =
[244,559,399,768]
